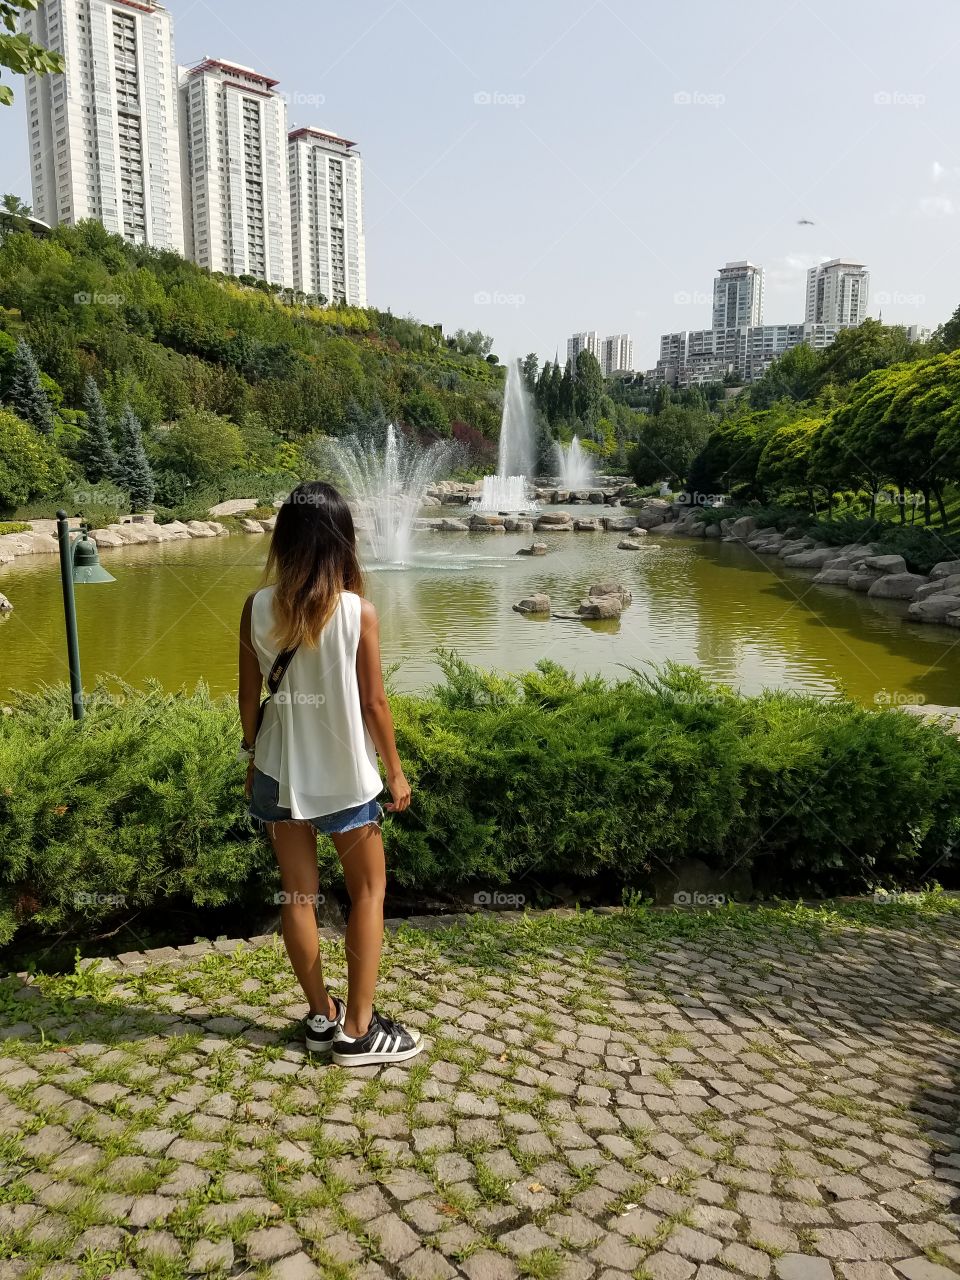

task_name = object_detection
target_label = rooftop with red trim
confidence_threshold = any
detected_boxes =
[187,57,280,89]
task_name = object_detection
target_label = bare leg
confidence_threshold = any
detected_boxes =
[267,821,336,1019]
[332,823,386,1038]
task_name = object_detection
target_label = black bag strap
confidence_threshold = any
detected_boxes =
[255,645,300,739]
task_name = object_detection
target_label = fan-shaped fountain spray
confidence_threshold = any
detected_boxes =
[327,424,451,564]
[555,435,594,491]
[473,360,538,512]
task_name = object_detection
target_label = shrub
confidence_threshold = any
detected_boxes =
[0,521,31,535]
[2,661,958,948]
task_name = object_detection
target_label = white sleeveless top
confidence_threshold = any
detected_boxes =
[250,588,383,818]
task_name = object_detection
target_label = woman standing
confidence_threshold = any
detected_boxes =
[238,482,422,1066]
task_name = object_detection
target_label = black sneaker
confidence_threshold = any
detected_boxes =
[304,997,345,1055]
[332,1010,423,1067]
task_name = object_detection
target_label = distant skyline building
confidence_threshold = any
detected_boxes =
[179,57,293,288]
[288,126,366,305]
[647,256,870,387]
[566,331,600,367]
[712,260,764,330]
[805,259,870,326]
[21,0,185,251]
[600,333,633,375]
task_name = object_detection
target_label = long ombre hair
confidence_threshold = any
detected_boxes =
[263,482,364,649]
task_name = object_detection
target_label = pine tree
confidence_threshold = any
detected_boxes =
[9,337,54,435]
[81,376,120,483]
[116,405,155,511]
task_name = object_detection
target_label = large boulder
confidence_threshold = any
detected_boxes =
[515,542,548,557]
[782,548,836,569]
[777,538,815,558]
[90,528,125,548]
[867,573,929,600]
[240,518,266,534]
[156,520,194,540]
[728,516,757,540]
[588,582,633,607]
[930,560,960,580]
[907,594,960,623]
[0,594,12,613]
[703,523,721,539]
[111,523,152,544]
[516,519,535,533]
[579,595,622,620]
[206,521,230,537]
[632,500,672,530]
[589,490,606,504]
[536,512,573,528]
[574,518,601,531]
[618,538,646,550]
[438,518,469,532]
[862,554,908,576]
[814,568,858,586]
[261,515,277,532]
[914,575,960,601]
[470,514,504,528]
[185,520,217,539]
[513,594,551,615]
[822,556,852,571]
[603,515,639,532]
[847,570,883,592]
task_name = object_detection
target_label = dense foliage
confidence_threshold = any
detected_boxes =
[2,660,958,949]
[0,220,505,518]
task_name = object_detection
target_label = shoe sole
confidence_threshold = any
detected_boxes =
[332,1039,424,1068]
[305,1037,336,1055]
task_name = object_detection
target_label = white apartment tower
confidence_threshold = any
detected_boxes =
[179,58,292,287]
[21,0,184,250]
[288,127,366,306]
[566,331,600,367]
[806,259,870,326]
[601,333,634,375]
[712,261,764,330]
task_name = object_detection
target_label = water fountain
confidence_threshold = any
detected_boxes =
[473,360,537,512]
[326,423,451,564]
[555,435,594,491]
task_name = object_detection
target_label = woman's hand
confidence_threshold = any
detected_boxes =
[385,769,411,813]
[244,759,256,799]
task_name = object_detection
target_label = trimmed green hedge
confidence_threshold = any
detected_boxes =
[2,659,959,947]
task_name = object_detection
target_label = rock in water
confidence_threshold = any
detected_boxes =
[513,594,551,615]
[515,543,548,557]
[579,596,622,620]
[0,594,12,613]
[588,582,633,607]
[618,538,645,550]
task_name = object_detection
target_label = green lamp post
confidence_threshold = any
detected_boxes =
[55,510,115,722]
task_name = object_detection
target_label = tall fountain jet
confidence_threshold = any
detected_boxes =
[555,435,594,491]
[327,424,450,564]
[473,360,537,512]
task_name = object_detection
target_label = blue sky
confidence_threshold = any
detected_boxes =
[2,0,959,368]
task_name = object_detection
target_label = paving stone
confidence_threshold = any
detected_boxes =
[774,1257,836,1280]
[266,1253,322,1280]
[368,1212,422,1262]
[893,1262,959,1280]
[460,1251,520,1280]
[245,1224,303,1262]
[399,1248,458,1280]
[722,1243,772,1277]
[665,1227,724,1262]
[644,1252,697,1280]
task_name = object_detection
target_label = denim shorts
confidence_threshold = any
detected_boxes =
[249,768,383,834]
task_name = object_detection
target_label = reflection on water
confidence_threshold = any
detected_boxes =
[1,515,959,707]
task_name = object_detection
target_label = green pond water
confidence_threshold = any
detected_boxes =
[1,510,958,706]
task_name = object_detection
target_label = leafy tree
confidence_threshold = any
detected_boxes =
[7,336,53,434]
[0,1,64,106]
[0,407,68,511]
[157,407,246,484]
[116,405,154,510]
[521,352,539,391]
[80,376,119,484]
[1,193,30,216]
[934,303,960,354]
[628,405,712,488]
[748,343,821,408]
[816,319,915,389]
[756,417,825,512]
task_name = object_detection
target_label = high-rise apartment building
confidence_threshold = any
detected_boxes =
[712,261,764,330]
[288,127,366,305]
[179,57,292,287]
[21,0,184,250]
[805,259,869,326]
[600,333,634,375]
[566,331,601,367]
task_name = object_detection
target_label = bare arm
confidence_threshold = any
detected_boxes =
[357,598,411,812]
[238,595,263,786]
